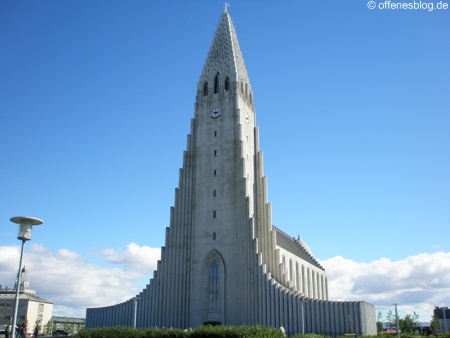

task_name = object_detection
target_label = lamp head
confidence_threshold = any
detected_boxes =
[10,216,43,241]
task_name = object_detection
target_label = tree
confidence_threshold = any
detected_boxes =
[33,319,42,337]
[63,322,75,333]
[377,311,383,333]
[431,314,440,335]
[43,320,52,335]
[399,312,419,333]
[386,310,396,331]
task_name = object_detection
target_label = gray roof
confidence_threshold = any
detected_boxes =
[52,316,85,324]
[274,226,324,270]
[0,291,53,304]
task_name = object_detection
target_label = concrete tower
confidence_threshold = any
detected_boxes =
[86,9,376,335]
[188,7,327,326]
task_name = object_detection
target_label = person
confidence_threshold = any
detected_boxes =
[33,325,39,338]
[16,325,22,338]
[21,325,27,338]
[5,325,10,338]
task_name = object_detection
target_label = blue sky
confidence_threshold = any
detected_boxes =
[1,0,449,322]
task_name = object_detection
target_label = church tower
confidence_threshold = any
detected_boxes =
[185,7,327,326]
[86,8,376,335]
[190,6,265,325]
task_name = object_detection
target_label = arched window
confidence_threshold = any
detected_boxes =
[203,82,209,96]
[209,259,219,309]
[214,73,220,94]
[224,77,230,91]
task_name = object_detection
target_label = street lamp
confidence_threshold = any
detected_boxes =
[301,297,305,334]
[394,303,400,338]
[133,296,140,329]
[10,216,43,338]
[442,307,448,334]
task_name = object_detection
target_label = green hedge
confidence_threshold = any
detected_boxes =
[74,325,305,338]
[75,328,450,338]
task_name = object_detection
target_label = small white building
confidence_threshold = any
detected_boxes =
[0,274,53,334]
[51,316,85,334]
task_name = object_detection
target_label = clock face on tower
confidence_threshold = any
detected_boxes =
[210,107,221,119]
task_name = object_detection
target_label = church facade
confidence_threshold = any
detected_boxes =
[86,9,376,336]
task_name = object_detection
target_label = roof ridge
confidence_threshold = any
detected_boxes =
[274,225,324,270]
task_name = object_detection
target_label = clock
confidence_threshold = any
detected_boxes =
[210,107,221,119]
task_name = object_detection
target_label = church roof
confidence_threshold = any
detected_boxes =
[199,8,250,85]
[274,226,325,270]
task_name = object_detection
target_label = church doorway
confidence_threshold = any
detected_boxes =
[203,321,222,326]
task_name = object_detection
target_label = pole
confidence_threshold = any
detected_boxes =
[11,240,26,338]
[133,297,139,328]
[443,308,448,334]
[394,304,400,338]
[301,299,305,334]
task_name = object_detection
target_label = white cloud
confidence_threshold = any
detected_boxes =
[321,252,450,321]
[0,243,160,318]
[1,244,449,323]
[98,243,161,272]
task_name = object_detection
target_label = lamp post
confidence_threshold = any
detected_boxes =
[443,307,448,334]
[301,297,305,334]
[394,303,400,338]
[10,216,43,338]
[133,296,140,329]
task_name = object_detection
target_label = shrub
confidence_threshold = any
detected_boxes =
[291,334,328,338]
[74,325,289,338]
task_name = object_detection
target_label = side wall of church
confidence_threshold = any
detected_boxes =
[277,246,328,301]
[85,277,376,337]
[89,117,199,331]
[251,125,329,303]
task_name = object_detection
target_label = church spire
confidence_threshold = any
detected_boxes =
[199,8,251,93]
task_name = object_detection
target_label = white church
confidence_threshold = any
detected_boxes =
[86,8,376,336]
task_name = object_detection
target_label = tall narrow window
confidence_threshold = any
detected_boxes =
[214,73,220,94]
[209,259,219,309]
[224,77,230,91]
[203,82,209,96]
